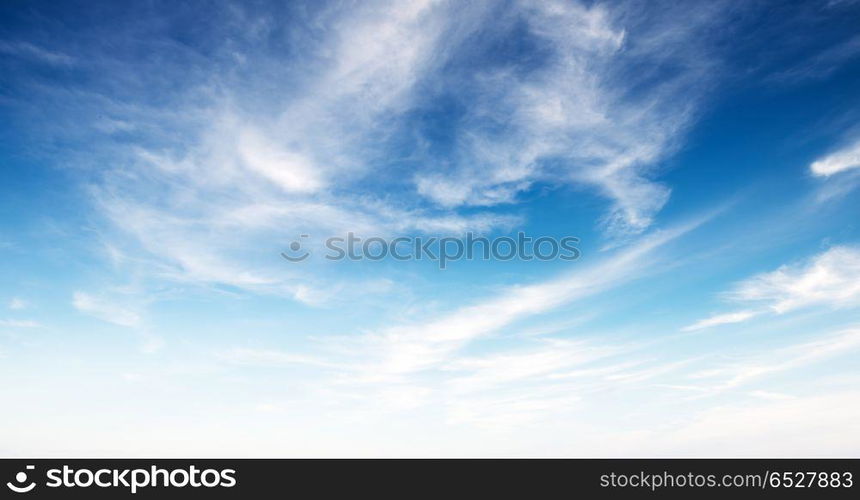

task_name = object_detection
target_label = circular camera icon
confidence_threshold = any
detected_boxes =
[281,234,310,262]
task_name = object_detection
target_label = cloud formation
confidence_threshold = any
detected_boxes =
[413,0,722,235]
[689,327,860,392]
[731,246,860,313]
[8,298,27,310]
[685,246,860,331]
[0,319,40,328]
[72,292,141,328]
[681,310,759,332]
[810,137,860,177]
[2,0,732,306]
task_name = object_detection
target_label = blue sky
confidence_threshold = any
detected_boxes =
[1,0,860,457]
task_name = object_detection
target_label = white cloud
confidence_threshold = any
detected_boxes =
[72,292,141,328]
[681,310,760,332]
[209,215,711,434]
[237,128,325,193]
[316,216,708,377]
[731,246,860,313]
[55,0,732,305]
[772,34,860,84]
[810,137,860,177]
[0,319,40,328]
[443,339,618,394]
[689,327,860,391]
[0,40,75,65]
[413,0,722,235]
[5,0,860,458]
[685,246,860,330]
[80,1,520,302]
[8,298,28,310]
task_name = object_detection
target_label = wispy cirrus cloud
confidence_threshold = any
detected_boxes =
[413,0,727,236]
[731,246,860,313]
[343,216,707,378]
[209,213,706,377]
[3,0,860,458]
[689,327,860,392]
[770,34,860,84]
[0,40,75,66]
[78,0,517,302]
[2,0,736,308]
[72,291,141,328]
[681,310,760,332]
[0,319,40,328]
[685,245,860,331]
[810,137,860,177]
[8,298,28,310]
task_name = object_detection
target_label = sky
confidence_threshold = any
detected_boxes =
[1,0,860,457]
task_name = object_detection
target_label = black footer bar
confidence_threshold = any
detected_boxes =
[1,459,857,498]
